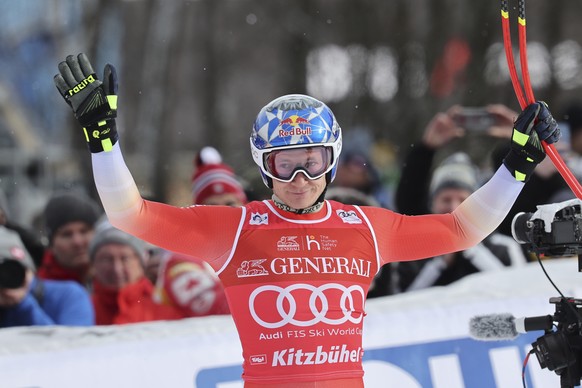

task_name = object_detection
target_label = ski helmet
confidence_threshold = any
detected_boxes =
[250,94,342,188]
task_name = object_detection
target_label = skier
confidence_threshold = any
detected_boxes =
[54,53,559,388]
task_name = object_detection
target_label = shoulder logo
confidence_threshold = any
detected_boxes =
[237,259,269,278]
[250,212,269,225]
[336,209,362,224]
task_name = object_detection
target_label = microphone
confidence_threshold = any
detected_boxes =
[469,313,518,341]
[469,313,554,341]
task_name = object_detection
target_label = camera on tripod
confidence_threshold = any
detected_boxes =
[511,199,582,387]
[519,297,582,388]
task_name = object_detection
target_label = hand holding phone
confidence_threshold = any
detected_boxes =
[453,107,496,132]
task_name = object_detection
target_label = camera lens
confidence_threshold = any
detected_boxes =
[0,259,26,289]
[512,212,534,244]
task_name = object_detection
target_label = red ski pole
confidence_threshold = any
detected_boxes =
[501,0,582,198]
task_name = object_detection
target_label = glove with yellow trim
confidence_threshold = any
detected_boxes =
[54,53,118,153]
[502,101,560,182]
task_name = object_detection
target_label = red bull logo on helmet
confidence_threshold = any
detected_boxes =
[279,115,312,137]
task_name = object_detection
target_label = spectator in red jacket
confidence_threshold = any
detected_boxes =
[89,224,183,325]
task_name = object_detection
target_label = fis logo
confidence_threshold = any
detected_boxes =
[336,210,362,224]
[250,212,268,225]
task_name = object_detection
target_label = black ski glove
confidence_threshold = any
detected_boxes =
[54,53,119,153]
[503,101,560,182]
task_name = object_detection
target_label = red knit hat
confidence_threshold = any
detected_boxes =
[192,147,247,205]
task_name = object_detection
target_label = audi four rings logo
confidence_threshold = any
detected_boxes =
[249,283,365,329]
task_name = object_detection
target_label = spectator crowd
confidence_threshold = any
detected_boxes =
[1,99,580,328]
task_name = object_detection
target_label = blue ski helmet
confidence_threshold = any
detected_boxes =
[250,94,342,188]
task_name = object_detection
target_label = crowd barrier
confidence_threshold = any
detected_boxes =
[1,258,580,388]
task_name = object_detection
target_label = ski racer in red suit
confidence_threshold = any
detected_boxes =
[54,53,560,388]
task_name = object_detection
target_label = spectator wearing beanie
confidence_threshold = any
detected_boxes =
[38,192,101,286]
[427,152,480,214]
[90,225,184,325]
[192,146,248,206]
[391,152,527,294]
[0,226,94,327]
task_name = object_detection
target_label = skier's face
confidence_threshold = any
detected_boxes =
[271,172,327,210]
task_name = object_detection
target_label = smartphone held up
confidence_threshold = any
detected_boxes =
[453,107,496,132]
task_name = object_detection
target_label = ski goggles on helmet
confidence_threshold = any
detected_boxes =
[261,145,334,182]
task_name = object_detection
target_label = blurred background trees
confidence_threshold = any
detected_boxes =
[1,0,582,225]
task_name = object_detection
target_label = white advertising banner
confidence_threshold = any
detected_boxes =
[0,258,580,388]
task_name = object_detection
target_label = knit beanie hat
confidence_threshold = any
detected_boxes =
[0,226,35,271]
[191,147,247,205]
[429,152,479,198]
[89,226,146,264]
[44,192,101,241]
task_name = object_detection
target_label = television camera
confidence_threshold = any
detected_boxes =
[511,199,582,387]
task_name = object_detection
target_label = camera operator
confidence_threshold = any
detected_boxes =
[0,226,94,327]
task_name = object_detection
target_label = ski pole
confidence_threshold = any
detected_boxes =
[501,0,582,198]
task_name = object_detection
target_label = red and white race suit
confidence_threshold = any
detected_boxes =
[92,144,524,387]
